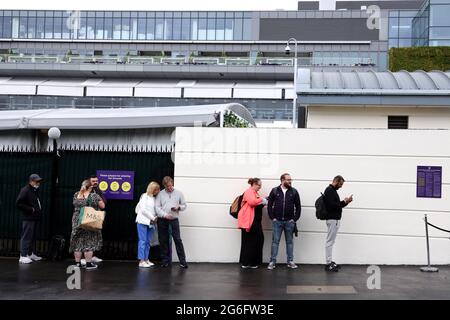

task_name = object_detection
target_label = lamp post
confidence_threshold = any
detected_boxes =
[285,38,298,128]
[48,127,61,240]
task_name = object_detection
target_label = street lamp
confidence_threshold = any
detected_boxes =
[48,127,61,240]
[285,38,298,128]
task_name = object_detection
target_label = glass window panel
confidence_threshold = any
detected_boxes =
[235,12,243,18]
[174,12,181,18]
[138,12,146,18]
[11,17,19,38]
[104,17,113,39]
[181,18,190,40]
[27,17,36,38]
[233,18,242,40]
[191,18,198,40]
[198,18,207,40]
[113,17,121,39]
[122,17,131,40]
[243,18,252,40]
[105,12,113,18]
[398,17,412,38]
[131,17,138,40]
[54,17,62,39]
[207,12,216,18]
[146,18,155,40]
[389,17,399,38]
[78,17,86,39]
[429,39,450,45]
[3,16,11,38]
[173,18,181,40]
[226,12,234,18]
[182,12,190,18]
[86,17,95,39]
[430,26,450,39]
[398,38,412,46]
[216,18,224,40]
[44,16,53,38]
[138,18,146,39]
[36,17,44,38]
[225,18,233,40]
[62,15,70,39]
[164,18,172,40]
[19,16,27,38]
[155,18,164,39]
[95,15,104,39]
[430,5,450,26]
[207,18,215,40]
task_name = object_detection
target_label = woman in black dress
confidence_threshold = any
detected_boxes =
[239,178,267,269]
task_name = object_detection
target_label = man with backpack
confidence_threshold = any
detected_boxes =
[320,175,353,272]
[267,173,301,270]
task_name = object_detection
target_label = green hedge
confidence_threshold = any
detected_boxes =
[389,46,450,72]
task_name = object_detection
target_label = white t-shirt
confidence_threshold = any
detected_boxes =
[281,185,288,195]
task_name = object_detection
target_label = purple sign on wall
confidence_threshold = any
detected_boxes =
[417,166,442,198]
[97,170,135,200]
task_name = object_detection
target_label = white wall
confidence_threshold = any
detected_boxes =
[307,106,450,129]
[173,127,450,265]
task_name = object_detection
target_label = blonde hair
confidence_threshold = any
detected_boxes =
[162,176,174,187]
[79,179,91,194]
[146,181,160,196]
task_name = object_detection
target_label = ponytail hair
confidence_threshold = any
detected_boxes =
[248,177,261,186]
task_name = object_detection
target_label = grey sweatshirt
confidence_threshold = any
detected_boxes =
[155,188,187,219]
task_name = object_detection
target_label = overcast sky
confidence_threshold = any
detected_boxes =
[0,0,354,11]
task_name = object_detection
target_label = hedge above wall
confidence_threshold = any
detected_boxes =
[389,47,450,72]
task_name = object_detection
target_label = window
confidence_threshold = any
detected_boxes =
[388,116,409,129]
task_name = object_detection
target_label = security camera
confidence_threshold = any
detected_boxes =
[285,45,291,55]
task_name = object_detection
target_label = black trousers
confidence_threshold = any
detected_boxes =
[158,218,186,265]
[21,220,38,257]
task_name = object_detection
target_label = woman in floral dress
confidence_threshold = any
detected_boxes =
[70,179,105,270]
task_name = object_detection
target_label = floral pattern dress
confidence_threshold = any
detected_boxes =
[69,192,103,253]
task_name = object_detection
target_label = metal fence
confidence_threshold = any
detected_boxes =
[0,147,173,260]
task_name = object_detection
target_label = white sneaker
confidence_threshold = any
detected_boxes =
[287,261,298,269]
[80,259,87,266]
[19,256,33,264]
[92,256,103,263]
[267,261,276,270]
[139,261,151,268]
[28,253,42,261]
[145,260,155,267]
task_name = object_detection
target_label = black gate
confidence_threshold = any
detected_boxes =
[0,147,174,260]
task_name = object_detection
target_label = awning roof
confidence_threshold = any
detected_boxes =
[297,69,450,106]
[0,103,256,130]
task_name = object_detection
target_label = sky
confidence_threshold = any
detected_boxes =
[0,0,349,11]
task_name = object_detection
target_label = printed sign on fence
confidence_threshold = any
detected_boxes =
[417,166,442,198]
[97,170,135,200]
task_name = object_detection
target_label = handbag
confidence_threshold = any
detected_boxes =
[78,194,105,231]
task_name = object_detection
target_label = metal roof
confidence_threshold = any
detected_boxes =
[297,69,450,106]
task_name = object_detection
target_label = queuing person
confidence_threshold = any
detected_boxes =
[76,174,107,266]
[237,178,268,269]
[70,179,105,270]
[267,173,301,270]
[16,174,44,264]
[156,176,188,269]
[323,175,353,272]
[135,182,160,268]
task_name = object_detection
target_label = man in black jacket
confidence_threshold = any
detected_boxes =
[16,174,44,264]
[267,173,301,270]
[323,175,353,272]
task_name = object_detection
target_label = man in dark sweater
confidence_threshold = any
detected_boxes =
[16,174,44,264]
[323,175,353,272]
[267,173,301,270]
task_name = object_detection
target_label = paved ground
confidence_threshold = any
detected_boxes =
[1,258,449,300]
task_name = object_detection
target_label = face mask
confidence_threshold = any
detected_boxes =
[33,184,40,189]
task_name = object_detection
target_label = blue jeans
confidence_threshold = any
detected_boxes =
[137,223,155,261]
[270,220,295,263]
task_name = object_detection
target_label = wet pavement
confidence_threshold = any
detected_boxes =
[0,258,449,300]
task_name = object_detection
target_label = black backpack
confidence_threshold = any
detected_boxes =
[315,193,328,220]
[47,235,66,261]
[229,194,244,219]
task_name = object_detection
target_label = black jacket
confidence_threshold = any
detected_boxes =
[267,185,301,221]
[323,184,348,220]
[16,184,42,221]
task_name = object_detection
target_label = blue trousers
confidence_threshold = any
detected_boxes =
[137,223,155,261]
[270,220,295,263]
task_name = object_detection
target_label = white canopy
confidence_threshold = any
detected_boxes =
[0,103,256,130]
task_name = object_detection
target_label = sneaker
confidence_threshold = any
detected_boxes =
[267,261,276,270]
[287,261,298,269]
[19,256,33,264]
[85,262,98,270]
[241,265,250,269]
[145,260,155,267]
[91,256,103,263]
[180,263,189,269]
[139,261,151,268]
[28,253,42,261]
[161,263,170,268]
[331,261,341,270]
[325,263,339,272]
[249,265,259,269]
